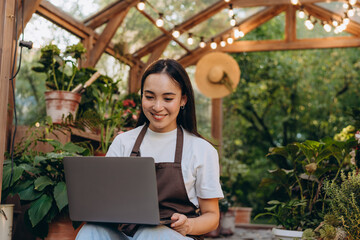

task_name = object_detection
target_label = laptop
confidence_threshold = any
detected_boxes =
[63,156,172,225]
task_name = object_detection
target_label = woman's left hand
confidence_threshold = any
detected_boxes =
[170,213,194,236]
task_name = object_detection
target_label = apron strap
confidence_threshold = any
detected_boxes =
[174,126,183,164]
[130,124,148,156]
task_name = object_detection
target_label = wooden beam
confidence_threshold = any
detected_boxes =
[17,0,42,37]
[83,0,139,29]
[179,5,287,67]
[36,0,139,67]
[133,0,230,58]
[232,0,339,8]
[84,9,129,68]
[128,61,142,94]
[303,3,360,37]
[222,36,360,52]
[0,0,16,202]
[285,5,296,42]
[211,98,223,155]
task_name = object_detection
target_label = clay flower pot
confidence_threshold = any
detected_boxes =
[45,91,81,124]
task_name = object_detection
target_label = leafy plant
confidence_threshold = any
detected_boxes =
[32,42,87,91]
[256,136,357,230]
[2,124,89,238]
[322,170,360,239]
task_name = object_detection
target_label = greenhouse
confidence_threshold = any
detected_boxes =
[1,0,360,239]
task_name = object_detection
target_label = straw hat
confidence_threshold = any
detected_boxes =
[195,52,240,98]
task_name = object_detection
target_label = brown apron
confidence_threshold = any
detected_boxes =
[120,124,203,240]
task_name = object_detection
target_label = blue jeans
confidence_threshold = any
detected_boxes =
[76,223,194,240]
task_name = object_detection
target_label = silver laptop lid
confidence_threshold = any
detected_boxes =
[63,156,160,225]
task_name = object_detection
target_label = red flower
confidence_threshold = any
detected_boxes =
[123,99,136,108]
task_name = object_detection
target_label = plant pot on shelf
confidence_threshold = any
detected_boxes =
[272,228,303,240]
[45,91,81,124]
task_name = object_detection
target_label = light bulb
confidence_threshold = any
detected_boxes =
[210,40,217,49]
[298,10,305,19]
[343,3,349,9]
[340,23,347,31]
[343,17,350,25]
[137,1,145,11]
[199,37,206,48]
[349,0,357,5]
[348,8,355,17]
[224,0,230,2]
[305,19,314,30]
[233,29,244,38]
[323,23,331,32]
[230,17,236,26]
[332,19,338,27]
[187,33,193,45]
[291,0,299,5]
[220,39,226,47]
[172,30,180,38]
[227,37,233,44]
[156,13,164,27]
[228,4,234,17]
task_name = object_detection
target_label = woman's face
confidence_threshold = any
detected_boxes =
[142,73,187,133]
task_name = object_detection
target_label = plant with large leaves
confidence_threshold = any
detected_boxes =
[2,139,88,238]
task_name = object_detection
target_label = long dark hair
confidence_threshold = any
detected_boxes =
[136,59,201,138]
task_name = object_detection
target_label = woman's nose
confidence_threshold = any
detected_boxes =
[152,100,163,111]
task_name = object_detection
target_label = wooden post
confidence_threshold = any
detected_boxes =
[211,98,223,156]
[0,0,16,201]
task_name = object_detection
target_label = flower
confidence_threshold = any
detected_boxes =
[355,130,360,144]
[123,99,136,108]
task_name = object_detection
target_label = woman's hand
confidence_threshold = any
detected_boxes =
[170,213,194,236]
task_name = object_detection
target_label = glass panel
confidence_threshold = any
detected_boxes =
[46,0,116,21]
[162,41,187,59]
[316,2,360,24]
[113,7,163,54]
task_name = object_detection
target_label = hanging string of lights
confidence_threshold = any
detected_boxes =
[136,0,359,51]
[136,0,246,50]
[292,0,359,34]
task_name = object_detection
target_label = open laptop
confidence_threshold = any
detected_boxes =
[63,156,172,225]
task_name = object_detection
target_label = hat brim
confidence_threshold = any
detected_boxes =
[195,52,240,98]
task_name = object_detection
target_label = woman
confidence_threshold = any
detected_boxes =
[76,59,223,240]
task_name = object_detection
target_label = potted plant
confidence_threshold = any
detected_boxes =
[2,124,89,239]
[32,43,87,124]
[255,133,357,239]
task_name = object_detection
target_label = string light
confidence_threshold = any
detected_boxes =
[187,33,193,45]
[230,16,236,26]
[291,0,299,5]
[137,0,145,11]
[298,9,305,19]
[305,16,314,30]
[348,6,355,17]
[220,38,226,47]
[323,22,332,32]
[224,0,230,2]
[227,36,233,44]
[349,0,357,5]
[343,13,350,25]
[332,18,339,27]
[343,2,349,9]
[210,38,217,49]
[156,13,164,27]
[172,29,180,38]
[199,36,206,48]
[228,4,234,17]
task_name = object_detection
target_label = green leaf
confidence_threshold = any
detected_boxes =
[34,176,54,191]
[2,164,24,190]
[53,182,68,212]
[268,200,281,205]
[63,142,85,154]
[18,185,43,201]
[28,194,53,227]
[34,155,47,165]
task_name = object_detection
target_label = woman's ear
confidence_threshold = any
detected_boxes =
[181,95,187,107]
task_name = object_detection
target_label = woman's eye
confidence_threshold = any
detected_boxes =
[164,98,174,101]
[145,96,154,100]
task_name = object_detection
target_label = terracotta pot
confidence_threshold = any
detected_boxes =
[36,215,83,240]
[231,207,252,224]
[45,91,81,124]
[94,151,106,156]
[219,209,235,236]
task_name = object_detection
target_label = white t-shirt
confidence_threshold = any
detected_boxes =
[106,125,224,207]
